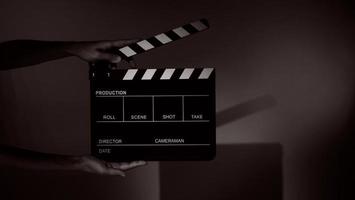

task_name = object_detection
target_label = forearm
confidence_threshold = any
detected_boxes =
[0,40,74,70]
[0,145,81,171]
[0,39,138,70]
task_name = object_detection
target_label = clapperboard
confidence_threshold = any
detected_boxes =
[90,19,215,161]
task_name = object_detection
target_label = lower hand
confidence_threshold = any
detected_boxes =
[73,155,146,177]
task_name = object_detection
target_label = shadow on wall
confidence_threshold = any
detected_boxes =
[160,144,283,200]
[0,144,282,200]
[0,162,159,200]
[217,95,277,127]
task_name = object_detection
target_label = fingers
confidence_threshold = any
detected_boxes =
[111,161,147,171]
[90,39,140,63]
[95,53,121,63]
[105,168,126,177]
[111,39,140,48]
[77,156,146,177]
[129,59,137,68]
[78,156,126,177]
[101,160,146,176]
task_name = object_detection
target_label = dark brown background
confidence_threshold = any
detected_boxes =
[1,0,355,199]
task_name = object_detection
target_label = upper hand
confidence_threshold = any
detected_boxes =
[65,39,139,63]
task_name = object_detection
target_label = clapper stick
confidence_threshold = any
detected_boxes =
[116,19,209,61]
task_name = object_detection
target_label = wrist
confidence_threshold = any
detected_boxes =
[65,155,84,170]
[56,41,79,56]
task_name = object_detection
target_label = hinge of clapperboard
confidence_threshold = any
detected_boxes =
[89,18,210,76]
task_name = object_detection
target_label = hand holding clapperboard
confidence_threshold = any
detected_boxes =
[90,19,216,161]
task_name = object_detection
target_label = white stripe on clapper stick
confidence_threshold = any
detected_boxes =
[155,33,173,44]
[179,68,194,79]
[190,21,208,31]
[123,69,138,80]
[137,40,154,50]
[142,69,157,80]
[160,68,175,80]
[172,27,190,38]
[119,46,137,57]
[198,68,214,79]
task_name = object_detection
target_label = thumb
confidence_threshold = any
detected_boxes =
[111,161,147,171]
[96,53,121,63]
[105,168,126,176]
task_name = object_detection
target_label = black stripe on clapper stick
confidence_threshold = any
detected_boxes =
[190,68,203,79]
[200,18,209,27]
[182,24,199,34]
[152,68,165,80]
[165,30,181,41]
[171,68,185,80]
[133,69,146,80]
[111,69,126,80]
[146,37,163,48]
[129,43,145,54]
